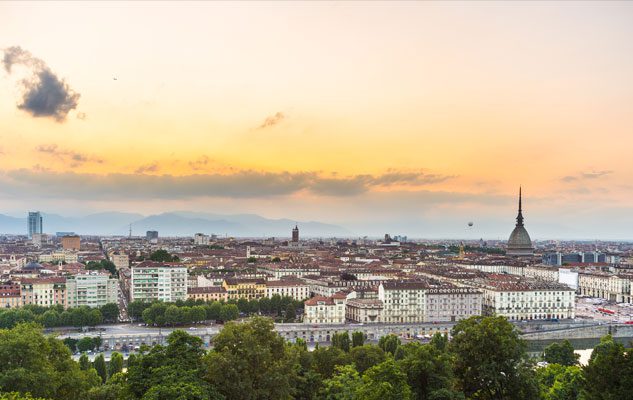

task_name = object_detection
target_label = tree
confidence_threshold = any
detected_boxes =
[128,300,150,322]
[77,337,95,353]
[40,310,60,327]
[150,250,179,262]
[356,358,412,400]
[79,353,92,370]
[378,334,401,356]
[449,316,538,400]
[0,323,99,399]
[321,365,362,400]
[127,330,210,399]
[94,353,108,383]
[164,305,185,326]
[582,335,633,399]
[204,317,299,399]
[349,345,386,374]
[352,332,365,348]
[397,342,461,400]
[247,256,257,263]
[218,304,239,322]
[331,332,350,352]
[100,303,119,323]
[543,340,579,366]
[108,352,124,378]
[536,364,584,400]
[312,346,351,379]
[285,302,297,322]
[205,302,222,321]
[63,337,78,353]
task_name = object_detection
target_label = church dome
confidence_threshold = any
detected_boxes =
[24,261,43,270]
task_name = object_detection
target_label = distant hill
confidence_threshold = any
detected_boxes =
[0,212,352,237]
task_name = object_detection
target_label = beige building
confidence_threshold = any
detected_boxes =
[578,272,632,303]
[39,252,78,264]
[110,253,129,270]
[0,282,22,309]
[345,298,384,323]
[20,277,67,308]
[303,293,346,324]
[425,287,482,323]
[187,286,227,302]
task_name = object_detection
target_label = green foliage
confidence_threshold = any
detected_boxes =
[582,335,633,399]
[0,393,49,400]
[349,345,386,374]
[271,256,281,262]
[77,336,99,353]
[320,365,362,400]
[378,334,401,356]
[536,364,584,400]
[449,316,538,400]
[351,331,365,348]
[204,317,298,399]
[218,304,239,322]
[247,256,257,263]
[396,342,461,400]
[355,358,412,400]
[108,352,124,377]
[127,330,211,399]
[79,353,92,370]
[100,303,119,323]
[0,305,105,328]
[85,260,117,276]
[312,346,351,379]
[94,353,108,383]
[543,340,579,366]
[149,250,179,262]
[0,323,99,399]
[331,332,350,352]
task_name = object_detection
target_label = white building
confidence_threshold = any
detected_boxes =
[131,261,188,302]
[303,293,346,324]
[265,280,310,300]
[39,251,78,264]
[66,272,118,308]
[470,275,575,321]
[194,233,210,246]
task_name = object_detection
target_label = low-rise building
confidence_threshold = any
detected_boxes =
[345,298,384,323]
[0,281,22,309]
[187,286,227,302]
[222,278,266,300]
[303,293,346,324]
[20,277,67,308]
[265,280,310,300]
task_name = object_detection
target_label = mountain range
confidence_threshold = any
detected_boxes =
[0,211,352,238]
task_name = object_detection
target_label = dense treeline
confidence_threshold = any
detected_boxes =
[0,303,118,329]
[128,295,303,326]
[1,316,632,399]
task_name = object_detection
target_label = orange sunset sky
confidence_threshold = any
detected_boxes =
[1,1,633,239]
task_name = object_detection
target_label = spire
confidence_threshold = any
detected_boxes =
[516,186,524,226]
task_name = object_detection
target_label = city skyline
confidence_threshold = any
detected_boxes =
[2,1,633,239]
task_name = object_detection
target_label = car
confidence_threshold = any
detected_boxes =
[188,327,197,330]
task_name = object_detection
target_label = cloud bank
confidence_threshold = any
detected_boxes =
[2,46,80,122]
[0,169,452,200]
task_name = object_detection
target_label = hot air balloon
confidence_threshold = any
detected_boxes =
[468,222,474,227]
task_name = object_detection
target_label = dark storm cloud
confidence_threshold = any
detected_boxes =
[0,169,452,200]
[258,112,285,129]
[2,46,80,122]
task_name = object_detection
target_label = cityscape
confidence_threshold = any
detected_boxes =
[2,1,633,400]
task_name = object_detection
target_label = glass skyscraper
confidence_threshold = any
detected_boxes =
[28,211,43,238]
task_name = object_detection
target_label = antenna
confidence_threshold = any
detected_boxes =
[129,224,132,238]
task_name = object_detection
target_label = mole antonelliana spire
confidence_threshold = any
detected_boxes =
[506,187,534,257]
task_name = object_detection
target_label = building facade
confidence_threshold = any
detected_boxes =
[131,261,187,302]
[66,272,118,308]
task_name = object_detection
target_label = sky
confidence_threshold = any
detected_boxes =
[1,1,633,239]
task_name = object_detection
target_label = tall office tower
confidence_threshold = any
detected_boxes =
[28,211,43,239]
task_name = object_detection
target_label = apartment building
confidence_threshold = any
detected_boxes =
[578,272,632,303]
[471,274,575,321]
[303,293,346,324]
[187,286,227,302]
[131,261,188,302]
[265,280,310,300]
[222,278,266,300]
[66,272,118,308]
[0,281,22,309]
[20,277,67,308]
